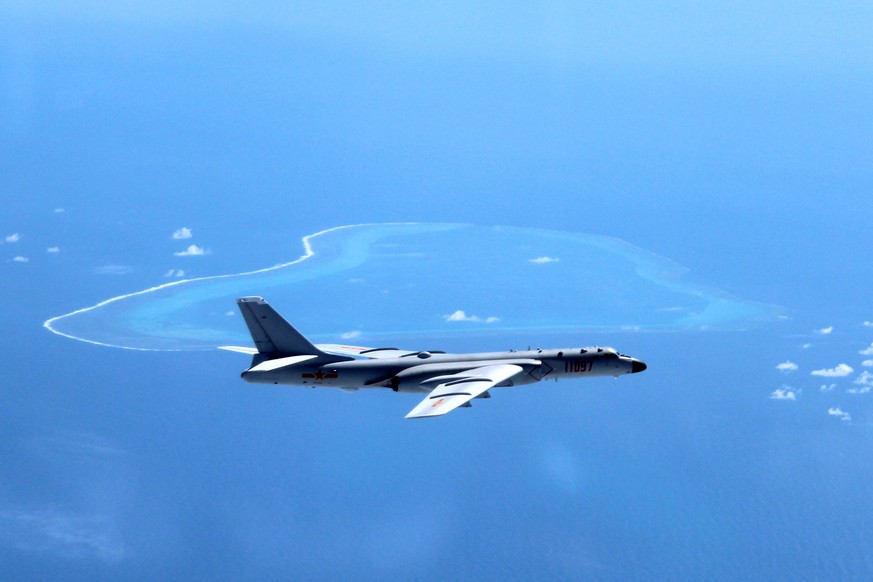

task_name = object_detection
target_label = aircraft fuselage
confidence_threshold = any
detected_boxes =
[242,346,645,392]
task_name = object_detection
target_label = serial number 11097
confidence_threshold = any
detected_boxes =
[565,360,592,373]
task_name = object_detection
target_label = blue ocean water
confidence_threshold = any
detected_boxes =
[2,3,873,581]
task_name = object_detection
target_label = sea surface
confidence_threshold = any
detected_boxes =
[2,3,873,580]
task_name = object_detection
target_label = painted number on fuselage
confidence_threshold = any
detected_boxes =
[565,360,592,374]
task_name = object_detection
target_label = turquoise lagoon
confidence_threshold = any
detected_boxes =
[45,223,779,350]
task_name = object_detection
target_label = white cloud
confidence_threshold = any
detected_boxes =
[225,310,235,316]
[341,330,362,340]
[820,384,837,392]
[46,246,60,253]
[847,364,872,394]
[860,343,873,356]
[5,233,20,243]
[816,326,834,335]
[172,227,192,240]
[811,364,854,378]
[770,388,796,401]
[173,244,208,257]
[94,264,133,275]
[828,407,851,421]
[776,361,798,373]
[863,321,873,327]
[854,371,873,387]
[862,360,873,368]
[802,343,812,349]
[53,207,65,213]
[446,310,476,322]
[444,310,500,323]
[163,269,185,278]
[12,256,29,263]
[529,256,560,264]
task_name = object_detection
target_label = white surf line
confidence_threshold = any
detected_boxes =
[43,223,424,351]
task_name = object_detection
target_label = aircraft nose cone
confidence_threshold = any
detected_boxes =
[631,359,647,373]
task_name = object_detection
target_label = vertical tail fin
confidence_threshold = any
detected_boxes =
[237,297,347,361]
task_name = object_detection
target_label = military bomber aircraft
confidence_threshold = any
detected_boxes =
[220,297,647,419]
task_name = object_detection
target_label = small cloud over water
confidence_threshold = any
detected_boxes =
[5,233,20,243]
[816,326,834,335]
[529,256,560,264]
[445,310,499,323]
[12,256,29,263]
[174,245,208,257]
[776,361,798,373]
[172,227,192,240]
[770,387,797,400]
[853,371,873,389]
[811,364,853,378]
[828,407,851,421]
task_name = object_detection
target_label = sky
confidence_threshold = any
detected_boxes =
[2,2,873,580]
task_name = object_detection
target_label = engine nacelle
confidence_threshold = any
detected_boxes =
[389,374,433,393]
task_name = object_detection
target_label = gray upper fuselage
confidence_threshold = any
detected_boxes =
[242,346,643,392]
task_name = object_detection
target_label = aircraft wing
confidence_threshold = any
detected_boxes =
[220,342,419,359]
[405,364,524,419]
[317,344,418,359]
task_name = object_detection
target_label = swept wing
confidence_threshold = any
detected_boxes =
[218,344,418,359]
[405,364,525,419]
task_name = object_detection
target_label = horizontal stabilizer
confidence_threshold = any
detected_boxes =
[218,346,259,355]
[247,354,319,373]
